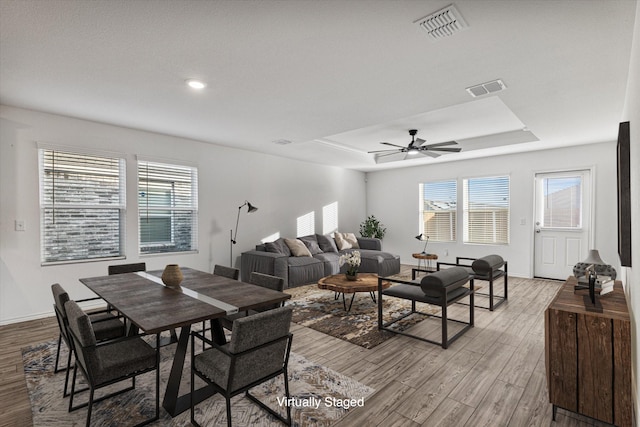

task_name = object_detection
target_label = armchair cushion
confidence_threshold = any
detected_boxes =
[471,255,505,277]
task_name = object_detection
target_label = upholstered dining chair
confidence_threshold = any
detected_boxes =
[219,272,285,331]
[107,262,147,275]
[51,283,125,397]
[190,306,294,427]
[213,264,240,280]
[65,300,160,427]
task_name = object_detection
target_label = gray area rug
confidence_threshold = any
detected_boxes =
[22,335,374,426]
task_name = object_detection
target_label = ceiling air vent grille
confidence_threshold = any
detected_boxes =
[466,79,507,97]
[416,4,468,41]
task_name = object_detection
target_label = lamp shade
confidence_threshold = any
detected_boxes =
[247,202,258,213]
[415,234,423,241]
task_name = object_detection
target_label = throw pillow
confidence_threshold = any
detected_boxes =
[334,232,352,251]
[316,233,338,253]
[264,238,291,256]
[284,238,312,257]
[299,235,324,255]
[343,232,360,249]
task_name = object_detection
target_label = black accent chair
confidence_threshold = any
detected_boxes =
[378,267,474,349]
[190,306,294,427]
[51,283,125,398]
[437,255,508,311]
[65,300,160,427]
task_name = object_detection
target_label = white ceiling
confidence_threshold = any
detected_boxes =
[0,0,636,172]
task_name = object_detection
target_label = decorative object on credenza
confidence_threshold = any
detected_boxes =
[573,250,616,303]
[359,215,386,239]
[339,250,361,281]
[230,200,258,267]
[161,264,183,287]
[415,233,430,254]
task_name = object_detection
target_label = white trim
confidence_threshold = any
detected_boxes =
[135,154,198,168]
[36,142,126,160]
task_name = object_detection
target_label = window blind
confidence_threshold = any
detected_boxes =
[138,160,198,254]
[420,180,457,242]
[463,176,510,244]
[39,149,126,263]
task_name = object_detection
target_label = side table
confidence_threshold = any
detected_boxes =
[412,253,438,279]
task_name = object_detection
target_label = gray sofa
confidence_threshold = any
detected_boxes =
[240,233,400,288]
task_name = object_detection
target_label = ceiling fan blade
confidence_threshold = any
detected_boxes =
[424,140,458,148]
[380,142,406,148]
[412,137,427,147]
[427,147,462,153]
[368,149,399,153]
[422,151,441,158]
[375,151,404,158]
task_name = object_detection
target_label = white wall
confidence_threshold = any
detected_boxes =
[621,0,640,419]
[365,142,619,278]
[0,105,366,324]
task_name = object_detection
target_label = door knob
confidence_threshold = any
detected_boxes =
[536,229,541,233]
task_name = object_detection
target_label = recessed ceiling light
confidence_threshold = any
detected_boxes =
[186,79,206,90]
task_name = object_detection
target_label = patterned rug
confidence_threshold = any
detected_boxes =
[286,275,440,349]
[22,336,374,426]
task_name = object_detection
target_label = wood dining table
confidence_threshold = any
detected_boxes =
[79,267,291,417]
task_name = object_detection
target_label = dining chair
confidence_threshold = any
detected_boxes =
[218,272,284,331]
[213,264,240,280]
[65,300,160,427]
[107,262,147,275]
[190,306,294,427]
[51,283,125,397]
[204,264,240,341]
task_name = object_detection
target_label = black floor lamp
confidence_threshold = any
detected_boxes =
[230,200,258,266]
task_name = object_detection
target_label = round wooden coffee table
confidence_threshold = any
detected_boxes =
[318,273,391,312]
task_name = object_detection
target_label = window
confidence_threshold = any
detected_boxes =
[463,176,510,244]
[541,176,582,228]
[138,160,198,254]
[39,148,126,263]
[419,180,457,242]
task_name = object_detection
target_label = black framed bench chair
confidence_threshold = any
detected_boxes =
[377,267,474,349]
[437,254,507,311]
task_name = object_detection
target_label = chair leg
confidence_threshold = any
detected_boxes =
[441,303,448,349]
[63,348,73,397]
[226,396,233,427]
[54,334,62,373]
[69,365,78,412]
[489,278,495,311]
[86,388,95,427]
[283,368,292,425]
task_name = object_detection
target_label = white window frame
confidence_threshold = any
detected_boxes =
[138,159,198,255]
[38,146,126,264]
[419,180,457,242]
[462,175,510,245]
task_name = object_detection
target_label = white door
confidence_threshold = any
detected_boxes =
[534,170,592,280]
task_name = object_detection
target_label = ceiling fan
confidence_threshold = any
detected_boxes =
[368,129,462,159]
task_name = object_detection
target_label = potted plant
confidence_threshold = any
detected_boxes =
[359,215,386,239]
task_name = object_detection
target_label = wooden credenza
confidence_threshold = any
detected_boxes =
[545,277,632,426]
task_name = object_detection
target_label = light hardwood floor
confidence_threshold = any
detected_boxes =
[0,270,613,426]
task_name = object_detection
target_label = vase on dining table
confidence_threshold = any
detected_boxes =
[162,264,183,287]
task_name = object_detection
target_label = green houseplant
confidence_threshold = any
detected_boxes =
[359,215,386,239]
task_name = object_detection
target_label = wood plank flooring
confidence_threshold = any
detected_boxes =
[0,268,614,426]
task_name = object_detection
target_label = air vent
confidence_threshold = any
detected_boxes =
[415,4,468,41]
[466,79,507,97]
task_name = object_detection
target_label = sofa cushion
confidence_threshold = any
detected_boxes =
[264,238,291,256]
[284,238,312,257]
[316,234,338,253]
[299,235,324,255]
[313,252,341,276]
[335,232,359,250]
